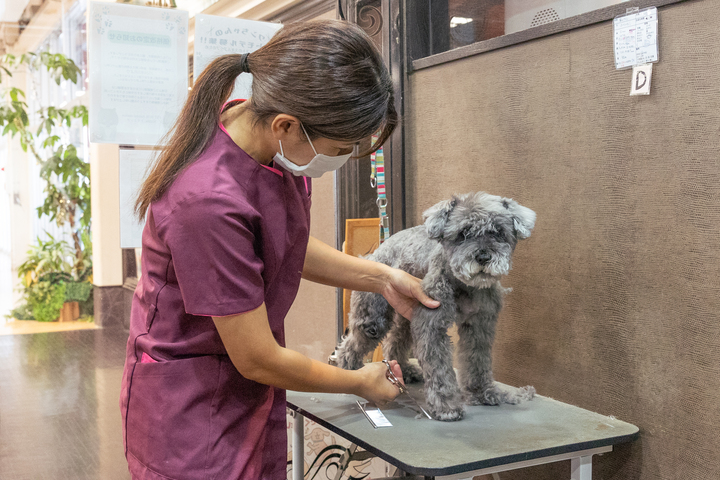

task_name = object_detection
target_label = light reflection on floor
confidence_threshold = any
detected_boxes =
[0,319,99,336]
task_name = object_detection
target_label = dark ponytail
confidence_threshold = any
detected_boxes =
[136,20,397,219]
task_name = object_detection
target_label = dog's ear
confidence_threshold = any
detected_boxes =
[423,197,457,239]
[511,203,536,240]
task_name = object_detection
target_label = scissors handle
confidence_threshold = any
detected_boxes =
[383,360,432,419]
[382,360,407,393]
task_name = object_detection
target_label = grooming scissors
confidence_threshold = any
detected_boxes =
[383,359,432,419]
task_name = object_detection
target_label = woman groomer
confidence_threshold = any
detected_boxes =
[120,20,439,480]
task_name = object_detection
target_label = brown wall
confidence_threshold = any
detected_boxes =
[284,174,338,363]
[406,1,720,478]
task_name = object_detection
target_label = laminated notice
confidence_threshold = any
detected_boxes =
[614,7,659,70]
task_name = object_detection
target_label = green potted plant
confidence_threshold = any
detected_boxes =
[62,277,94,321]
[26,279,67,323]
[16,234,74,322]
[1,52,93,321]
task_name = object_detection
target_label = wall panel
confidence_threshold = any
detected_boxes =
[406,0,720,478]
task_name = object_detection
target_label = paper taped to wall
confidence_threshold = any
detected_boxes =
[614,7,659,70]
[193,15,281,101]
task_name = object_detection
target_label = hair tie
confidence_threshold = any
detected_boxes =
[239,53,250,74]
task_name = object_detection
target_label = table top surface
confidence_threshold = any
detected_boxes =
[287,383,639,476]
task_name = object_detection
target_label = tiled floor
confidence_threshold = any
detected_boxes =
[0,327,131,480]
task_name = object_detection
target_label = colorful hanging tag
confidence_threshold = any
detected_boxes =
[371,134,390,244]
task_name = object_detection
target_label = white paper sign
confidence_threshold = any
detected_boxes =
[89,2,188,146]
[630,63,653,96]
[193,15,282,100]
[614,7,659,70]
[119,148,156,248]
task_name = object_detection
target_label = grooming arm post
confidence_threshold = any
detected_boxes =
[292,411,304,480]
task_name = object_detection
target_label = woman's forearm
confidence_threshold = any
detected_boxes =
[302,236,391,292]
[214,304,362,393]
[255,345,364,394]
[213,304,399,404]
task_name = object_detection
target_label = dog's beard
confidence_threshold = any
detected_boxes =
[454,261,497,288]
[467,275,497,288]
[453,255,511,288]
[485,255,511,277]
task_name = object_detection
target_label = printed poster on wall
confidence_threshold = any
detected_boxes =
[193,15,282,101]
[89,2,188,146]
[119,148,156,248]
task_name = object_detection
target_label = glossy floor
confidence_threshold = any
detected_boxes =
[0,327,131,480]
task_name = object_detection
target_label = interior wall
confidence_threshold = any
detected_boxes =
[0,139,11,319]
[405,1,720,479]
[284,174,338,362]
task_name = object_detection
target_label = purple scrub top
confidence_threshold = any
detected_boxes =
[120,105,311,479]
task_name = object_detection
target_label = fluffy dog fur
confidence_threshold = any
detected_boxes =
[336,192,537,421]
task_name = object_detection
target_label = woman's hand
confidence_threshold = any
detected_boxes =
[381,268,440,319]
[356,360,404,406]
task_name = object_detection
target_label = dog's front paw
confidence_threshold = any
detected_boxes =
[400,363,424,384]
[426,393,465,421]
[466,384,535,405]
[430,403,465,421]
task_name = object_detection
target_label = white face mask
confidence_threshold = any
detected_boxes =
[273,124,352,178]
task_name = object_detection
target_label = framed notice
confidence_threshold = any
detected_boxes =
[119,148,156,248]
[89,2,188,146]
[193,15,282,101]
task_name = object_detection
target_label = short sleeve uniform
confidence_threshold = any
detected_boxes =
[120,117,312,479]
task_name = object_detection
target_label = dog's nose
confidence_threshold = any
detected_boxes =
[476,250,492,264]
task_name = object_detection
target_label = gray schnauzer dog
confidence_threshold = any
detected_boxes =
[336,192,537,421]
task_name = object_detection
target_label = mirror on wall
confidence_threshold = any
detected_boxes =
[408,0,630,59]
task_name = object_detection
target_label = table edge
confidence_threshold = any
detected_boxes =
[287,401,640,477]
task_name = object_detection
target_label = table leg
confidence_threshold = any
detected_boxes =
[293,411,305,480]
[435,446,610,480]
[570,455,593,480]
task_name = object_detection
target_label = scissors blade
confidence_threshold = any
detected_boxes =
[403,392,433,419]
[383,360,433,419]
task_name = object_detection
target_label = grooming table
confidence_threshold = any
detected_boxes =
[287,383,638,480]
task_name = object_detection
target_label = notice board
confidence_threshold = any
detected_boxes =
[89,2,188,146]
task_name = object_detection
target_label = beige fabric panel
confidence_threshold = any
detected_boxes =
[406,1,720,478]
[284,174,337,363]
